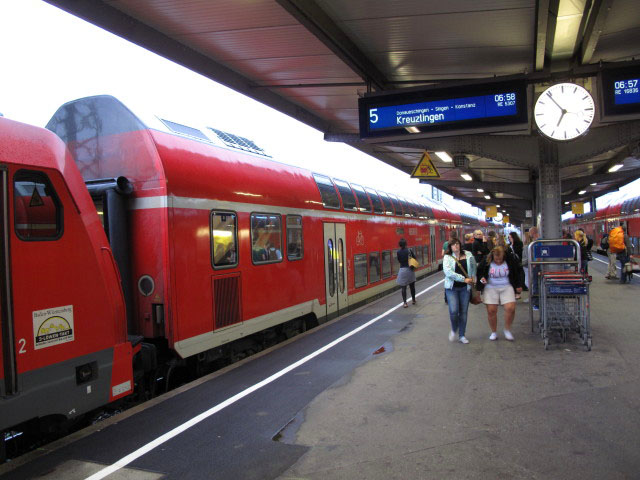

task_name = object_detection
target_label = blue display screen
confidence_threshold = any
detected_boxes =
[613,78,640,105]
[368,92,518,130]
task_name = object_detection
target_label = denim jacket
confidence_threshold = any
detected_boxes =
[443,251,477,291]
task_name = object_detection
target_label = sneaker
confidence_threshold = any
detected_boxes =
[459,336,469,344]
[449,330,456,342]
[489,332,498,341]
[503,330,515,341]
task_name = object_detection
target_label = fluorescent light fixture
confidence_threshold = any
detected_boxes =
[476,188,484,192]
[405,126,420,133]
[590,182,597,186]
[460,173,473,181]
[578,190,586,195]
[484,195,491,199]
[496,204,501,208]
[564,201,570,204]
[608,163,623,172]
[434,151,453,163]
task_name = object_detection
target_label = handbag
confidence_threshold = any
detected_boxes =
[624,262,633,273]
[408,257,419,270]
[454,257,482,305]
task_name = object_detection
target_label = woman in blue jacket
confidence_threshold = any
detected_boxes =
[443,238,477,344]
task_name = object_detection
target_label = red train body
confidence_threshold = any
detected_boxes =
[1,95,493,436]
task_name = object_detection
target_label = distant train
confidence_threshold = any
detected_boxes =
[564,194,640,254]
[0,95,496,439]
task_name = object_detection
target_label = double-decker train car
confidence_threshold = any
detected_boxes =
[565,192,640,255]
[1,95,494,441]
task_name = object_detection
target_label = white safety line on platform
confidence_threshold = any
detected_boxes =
[85,278,445,480]
[592,256,639,278]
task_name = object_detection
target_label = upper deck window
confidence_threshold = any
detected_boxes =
[351,184,372,213]
[159,118,210,142]
[388,194,402,215]
[312,174,340,210]
[365,188,384,214]
[13,171,62,241]
[333,179,357,211]
[377,191,394,215]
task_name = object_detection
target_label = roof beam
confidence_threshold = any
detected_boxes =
[44,0,330,133]
[535,0,559,71]
[561,166,640,191]
[579,0,614,64]
[420,180,534,200]
[275,0,388,91]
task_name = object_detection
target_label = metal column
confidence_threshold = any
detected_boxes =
[537,139,562,239]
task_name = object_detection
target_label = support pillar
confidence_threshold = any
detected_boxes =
[537,139,562,239]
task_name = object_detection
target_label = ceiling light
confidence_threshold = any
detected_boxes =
[608,164,623,172]
[405,126,420,133]
[484,195,491,199]
[460,173,472,181]
[496,204,500,208]
[578,190,586,195]
[564,201,570,204]
[434,151,453,163]
[590,182,597,186]
[476,188,484,192]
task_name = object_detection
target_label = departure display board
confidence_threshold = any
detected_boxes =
[358,80,528,141]
[599,65,640,121]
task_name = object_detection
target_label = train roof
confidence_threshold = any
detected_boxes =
[46,95,487,224]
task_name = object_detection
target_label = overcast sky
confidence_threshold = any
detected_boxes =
[1,1,636,221]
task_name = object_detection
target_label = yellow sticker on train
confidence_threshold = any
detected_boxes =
[33,305,74,350]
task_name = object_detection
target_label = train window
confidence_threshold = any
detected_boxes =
[327,239,335,297]
[13,171,62,240]
[391,249,400,275]
[312,174,340,209]
[365,188,384,214]
[440,228,446,243]
[251,213,282,264]
[381,250,392,278]
[354,253,368,288]
[377,192,394,215]
[369,252,380,283]
[351,184,372,213]
[424,245,430,264]
[333,179,357,211]
[211,211,238,268]
[388,194,402,216]
[338,238,345,293]
[417,246,425,265]
[286,215,303,260]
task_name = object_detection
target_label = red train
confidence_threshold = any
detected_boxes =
[565,194,640,254]
[0,95,491,438]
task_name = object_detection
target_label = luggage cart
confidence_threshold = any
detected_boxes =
[539,272,591,350]
[527,239,592,350]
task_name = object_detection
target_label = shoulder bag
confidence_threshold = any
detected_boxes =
[408,249,419,270]
[454,257,482,305]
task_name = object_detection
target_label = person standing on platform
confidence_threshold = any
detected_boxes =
[443,238,476,344]
[472,229,489,265]
[508,231,525,299]
[476,246,523,341]
[522,226,540,309]
[611,224,634,283]
[574,230,590,275]
[396,238,416,307]
[601,233,618,280]
[463,233,474,253]
[441,232,458,304]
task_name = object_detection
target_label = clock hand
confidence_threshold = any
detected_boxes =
[546,92,565,111]
[557,110,566,127]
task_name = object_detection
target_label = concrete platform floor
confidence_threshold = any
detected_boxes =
[279,258,640,480]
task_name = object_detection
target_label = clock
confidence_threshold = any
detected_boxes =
[534,83,595,141]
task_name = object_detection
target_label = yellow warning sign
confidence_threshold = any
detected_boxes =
[29,187,44,207]
[571,202,584,214]
[410,152,440,178]
[502,215,510,224]
[485,206,497,217]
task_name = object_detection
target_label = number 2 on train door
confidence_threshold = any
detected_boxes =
[323,223,348,319]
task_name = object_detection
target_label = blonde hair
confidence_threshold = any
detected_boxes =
[474,229,483,236]
[486,246,506,264]
[574,230,586,246]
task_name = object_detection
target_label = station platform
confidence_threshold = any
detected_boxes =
[1,257,639,480]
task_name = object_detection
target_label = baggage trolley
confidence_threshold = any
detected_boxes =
[539,272,591,350]
[527,239,592,350]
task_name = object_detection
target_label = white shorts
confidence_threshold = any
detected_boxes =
[482,285,516,305]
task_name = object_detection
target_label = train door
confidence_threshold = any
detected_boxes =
[323,223,348,318]
[430,226,436,265]
[0,167,16,396]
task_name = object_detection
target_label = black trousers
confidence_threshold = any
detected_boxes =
[402,282,416,303]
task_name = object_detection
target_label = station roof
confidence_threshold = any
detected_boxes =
[46,0,640,222]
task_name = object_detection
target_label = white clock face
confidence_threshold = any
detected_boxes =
[534,83,595,141]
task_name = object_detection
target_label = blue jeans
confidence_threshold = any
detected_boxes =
[445,285,471,337]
